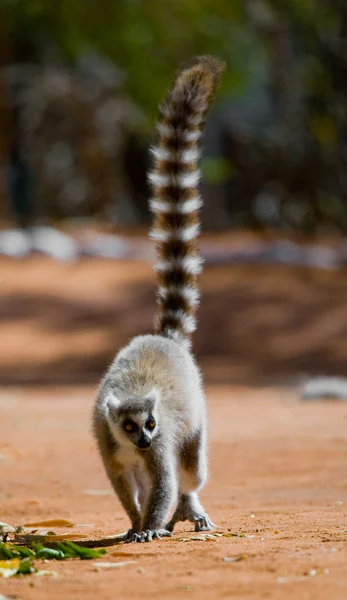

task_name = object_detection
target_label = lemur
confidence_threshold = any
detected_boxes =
[92,56,224,543]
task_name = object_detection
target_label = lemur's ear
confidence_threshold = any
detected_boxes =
[105,393,120,418]
[145,387,160,407]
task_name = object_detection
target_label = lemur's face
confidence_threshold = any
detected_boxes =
[105,390,159,450]
[119,411,157,449]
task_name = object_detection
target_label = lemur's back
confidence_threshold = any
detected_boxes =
[104,334,205,432]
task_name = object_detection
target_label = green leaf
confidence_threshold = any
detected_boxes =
[63,541,107,559]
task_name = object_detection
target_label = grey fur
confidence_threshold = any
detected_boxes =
[92,335,215,542]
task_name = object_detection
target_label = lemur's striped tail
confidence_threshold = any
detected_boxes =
[148,55,224,346]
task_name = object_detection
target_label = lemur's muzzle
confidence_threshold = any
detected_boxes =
[137,433,151,450]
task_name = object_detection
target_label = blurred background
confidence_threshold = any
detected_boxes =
[1,0,347,388]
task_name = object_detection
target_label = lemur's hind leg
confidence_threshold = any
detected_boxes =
[166,430,215,532]
[166,492,215,532]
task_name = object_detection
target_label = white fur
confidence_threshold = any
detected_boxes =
[148,170,200,190]
[163,327,183,342]
[181,148,200,163]
[157,122,175,139]
[183,129,201,142]
[164,309,196,333]
[150,146,200,165]
[177,171,200,188]
[149,223,199,243]
[178,197,202,213]
[179,223,200,242]
[149,199,172,214]
[148,172,171,188]
[150,146,174,162]
[105,393,120,409]
[160,104,176,120]
[150,196,202,215]
[157,285,199,307]
[144,387,160,405]
[149,229,170,243]
[155,255,203,275]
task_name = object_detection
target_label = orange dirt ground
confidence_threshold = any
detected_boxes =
[1,251,347,599]
[2,386,347,600]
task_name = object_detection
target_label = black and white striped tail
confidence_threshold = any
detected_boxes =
[148,56,224,346]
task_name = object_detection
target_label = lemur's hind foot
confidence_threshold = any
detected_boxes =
[193,514,215,532]
[166,492,216,532]
[117,528,138,542]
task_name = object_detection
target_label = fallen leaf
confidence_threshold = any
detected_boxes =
[18,532,88,543]
[24,520,74,528]
[34,570,59,577]
[58,541,106,559]
[93,561,137,569]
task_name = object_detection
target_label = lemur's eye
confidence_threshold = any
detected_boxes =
[124,421,136,432]
[147,419,156,430]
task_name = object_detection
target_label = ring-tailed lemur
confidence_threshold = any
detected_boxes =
[92,56,224,543]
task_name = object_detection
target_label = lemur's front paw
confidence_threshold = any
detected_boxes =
[125,529,172,543]
[194,514,216,532]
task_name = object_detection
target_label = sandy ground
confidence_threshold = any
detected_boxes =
[1,386,347,600]
[1,251,347,598]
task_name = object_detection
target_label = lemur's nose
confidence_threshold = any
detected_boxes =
[137,434,151,449]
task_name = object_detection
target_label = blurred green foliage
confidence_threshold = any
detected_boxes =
[1,0,347,231]
[202,157,235,185]
[2,0,260,123]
